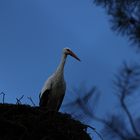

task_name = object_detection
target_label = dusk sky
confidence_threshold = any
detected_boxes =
[0,0,140,138]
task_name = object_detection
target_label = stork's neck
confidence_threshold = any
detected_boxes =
[55,53,67,75]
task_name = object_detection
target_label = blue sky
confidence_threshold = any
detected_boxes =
[0,0,139,125]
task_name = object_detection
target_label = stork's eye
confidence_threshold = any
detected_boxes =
[66,48,70,51]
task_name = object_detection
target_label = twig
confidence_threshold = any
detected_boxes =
[0,92,5,104]
[16,95,24,105]
[27,96,36,106]
[121,94,140,136]
[85,124,103,140]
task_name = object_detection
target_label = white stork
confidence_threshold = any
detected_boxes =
[39,48,80,111]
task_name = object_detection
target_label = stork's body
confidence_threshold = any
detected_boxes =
[39,48,80,111]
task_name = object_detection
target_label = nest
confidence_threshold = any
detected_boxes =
[0,104,91,140]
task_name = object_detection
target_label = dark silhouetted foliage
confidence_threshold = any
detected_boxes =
[0,103,92,140]
[94,0,140,49]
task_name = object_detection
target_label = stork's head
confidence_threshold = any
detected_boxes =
[63,48,80,61]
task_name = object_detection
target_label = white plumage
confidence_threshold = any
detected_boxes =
[39,48,80,111]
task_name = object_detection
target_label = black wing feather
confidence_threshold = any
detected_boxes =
[56,94,65,111]
[39,89,51,107]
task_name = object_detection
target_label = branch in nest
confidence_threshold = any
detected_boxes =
[27,97,36,106]
[16,95,24,105]
[0,92,5,104]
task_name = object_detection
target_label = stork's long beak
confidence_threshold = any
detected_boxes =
[69,51,81,61]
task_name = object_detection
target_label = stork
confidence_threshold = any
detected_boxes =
[39,48,80,111]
